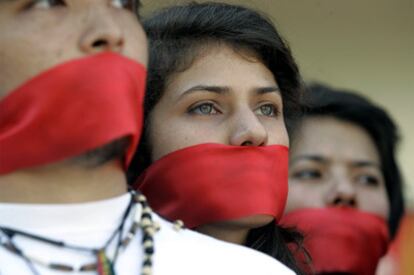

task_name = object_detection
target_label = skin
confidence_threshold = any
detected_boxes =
[0,0,147,203]
[286,116,390,219]
[148,45,289,244]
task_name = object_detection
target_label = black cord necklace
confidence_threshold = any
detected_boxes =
[0,191,158,275]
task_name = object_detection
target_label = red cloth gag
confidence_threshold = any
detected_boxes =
[136,143,289,228]
[282,208,389,275]
[0,53,146,174]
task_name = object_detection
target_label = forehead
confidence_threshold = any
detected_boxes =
[291,116,380,164]
[0,0,140,10]
[165,45,276,96]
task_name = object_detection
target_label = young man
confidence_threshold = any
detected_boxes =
[0,1,294,274]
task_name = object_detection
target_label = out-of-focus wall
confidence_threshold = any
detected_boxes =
[142,0,414,208]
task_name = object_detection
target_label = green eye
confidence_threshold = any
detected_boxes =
[188,103,218,115]
[29,0,66,9]
[198,104,212,114]
[256,104,278,117]
[261,105,274,116]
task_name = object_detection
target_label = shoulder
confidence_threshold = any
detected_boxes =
[152,215,295,275]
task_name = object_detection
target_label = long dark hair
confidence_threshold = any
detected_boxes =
[128,3,306,273]
[295,83,405,238]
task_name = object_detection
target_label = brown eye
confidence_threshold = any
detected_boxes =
[292,169,322,181]
[356,175,380,187]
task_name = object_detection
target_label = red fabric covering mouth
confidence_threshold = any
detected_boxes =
[136,143,289,228]
[0,53,146,174]
[282,208,389,275]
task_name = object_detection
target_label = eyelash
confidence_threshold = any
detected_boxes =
[291,169,323,181]
[188,102,280,118]
[255,103,280,118]
[292,168,381,189]
[188,102,220,116]
[25,0,66,9]
[24,0,139,11]
[111,0,139,10]
[355,174,380,187]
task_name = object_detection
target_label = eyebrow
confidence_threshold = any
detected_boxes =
[177,85,280,102]
[290,155,381,169]
[256,86,280,95]
[176,85,231,102]
[290,155,328,165]
[351,160,381,169]
[182,85,230,95]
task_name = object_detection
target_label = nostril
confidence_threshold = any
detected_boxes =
[92,39,109,48]
[332,197,357,207]
[333,197,341,205]
[241,141,253,146]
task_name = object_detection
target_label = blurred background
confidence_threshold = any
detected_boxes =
[142,0,414,211]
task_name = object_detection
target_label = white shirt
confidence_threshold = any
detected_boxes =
[0,193,295,275]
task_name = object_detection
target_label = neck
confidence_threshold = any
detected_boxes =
[194,216,273,245]
[195,224,249,245]
[0,160,127,204]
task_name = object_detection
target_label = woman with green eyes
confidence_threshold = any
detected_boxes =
[128,2,307,274]
[283,83,405,274]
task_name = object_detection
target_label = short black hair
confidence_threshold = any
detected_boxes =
[294,83,405,237]
[128,2,306,273]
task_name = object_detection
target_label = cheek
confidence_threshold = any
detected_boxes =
[0,21,78,96]
[121,18,148,65]
[265,119,289,146]
[0,42,49,97]
[356,189,390,219]
[286,182,325,212]
[148,118,225,162]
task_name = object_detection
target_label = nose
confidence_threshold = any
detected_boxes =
[325,175,357,208]
[79,8,124,54]
[229,109,268,146]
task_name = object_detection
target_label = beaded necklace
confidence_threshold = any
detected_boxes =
[0,191,158,275]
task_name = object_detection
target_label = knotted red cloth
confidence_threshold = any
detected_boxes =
[282,208,389,275]
[136,143,288,228]
[0,53,146,174]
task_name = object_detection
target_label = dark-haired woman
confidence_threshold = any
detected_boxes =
[283,84,405,274]
[128,2,306,274]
